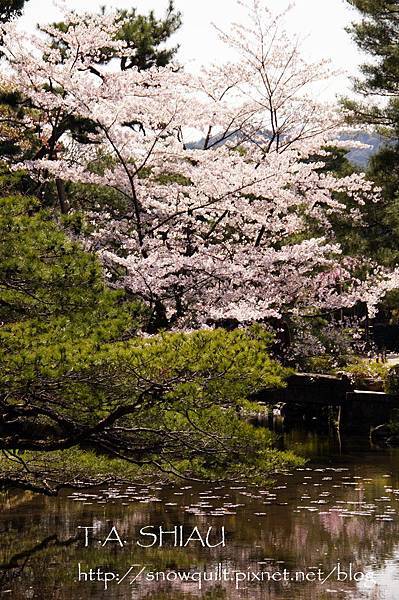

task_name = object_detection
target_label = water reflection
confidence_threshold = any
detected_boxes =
[1,430,399,599]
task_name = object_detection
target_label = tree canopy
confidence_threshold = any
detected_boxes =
[345,0,399,134]
[0,194,299,494]
[49,1,182,71]
[343,0,399,268]
[1,1,399,495]
[3,4,397,330]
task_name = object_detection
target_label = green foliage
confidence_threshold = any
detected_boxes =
[343,0,399,270]
[50,2,182,72]
[362,145,399,266]
[293,146,370,259]
[114,2,182,71]
[3,317,289,434]
[0,194,137,324]
[0,423,302,490]
[343,358,390,387]
[0,194,144,400]
[0,195,299,492]
[1,323,298,488]
[0,88,41,162]
[0,448,145,487]
[346,1,399,102]
[344,0,399,134]
[302,355,338,374]
[309,145,358,178]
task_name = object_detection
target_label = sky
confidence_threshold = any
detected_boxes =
[18,0,365,100]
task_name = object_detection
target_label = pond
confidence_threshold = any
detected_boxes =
[1,425,399,599]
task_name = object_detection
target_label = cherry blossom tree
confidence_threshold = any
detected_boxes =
[195,0,339,153]
[2,1,398,329]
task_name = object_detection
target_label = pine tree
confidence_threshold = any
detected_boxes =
[47,2,182,72]
[344,0,399,266]
[0,194,297,494]
[344,0,399,134]
[0,2,182,210]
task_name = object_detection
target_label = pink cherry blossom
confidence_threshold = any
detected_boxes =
[2,2,397,328]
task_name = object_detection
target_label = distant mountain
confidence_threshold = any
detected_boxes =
[187,130,387,170]
[339,132,386,169]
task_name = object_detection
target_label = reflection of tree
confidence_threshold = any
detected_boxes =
[0,534,78,591]
[2,453,399,599]
[0,490,34,511]
[140,590,227,600]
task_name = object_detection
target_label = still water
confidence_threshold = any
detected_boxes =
[1,427,399,599]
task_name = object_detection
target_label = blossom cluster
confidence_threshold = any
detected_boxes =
[2,1,397,327]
